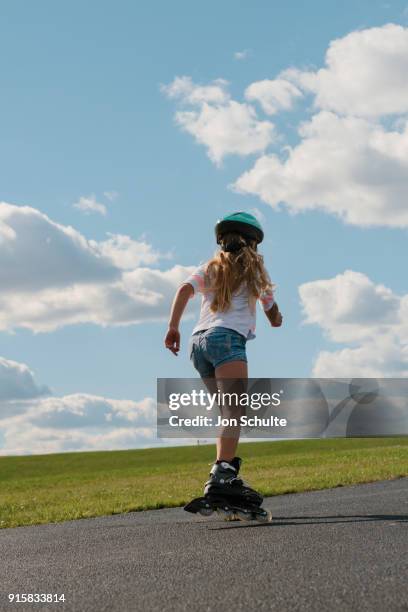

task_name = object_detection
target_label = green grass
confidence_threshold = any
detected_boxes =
[0,438,407,529]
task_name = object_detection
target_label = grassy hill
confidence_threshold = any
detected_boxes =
[0,438,407,528]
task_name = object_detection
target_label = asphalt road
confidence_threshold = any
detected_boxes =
[0,478,407,612]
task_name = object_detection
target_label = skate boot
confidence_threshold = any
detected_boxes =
[203,457,262,504]
[184,457,272,523]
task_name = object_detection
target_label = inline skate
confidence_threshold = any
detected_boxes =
[184,457,272,523]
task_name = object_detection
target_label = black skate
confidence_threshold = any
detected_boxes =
[184,458,272,523]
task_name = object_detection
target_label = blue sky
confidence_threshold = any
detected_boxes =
[1,0,408,453]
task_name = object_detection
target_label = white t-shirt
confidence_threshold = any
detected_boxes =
[184,263,275,340]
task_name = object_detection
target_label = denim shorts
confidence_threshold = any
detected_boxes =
[188,327,247,378]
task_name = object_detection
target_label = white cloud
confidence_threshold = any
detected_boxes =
[0,354,158,455]
[103,190,119,202]
[283,24,408,117]
[175,101,275,165]
[269,24,408,227]
[92,233,162,269]
[165,25,408,228]
[0,396,157,456]
[0,202,119,292]
[312,339,407,378]
[299,270,408,376]
[0,357,214,455]
[245,78,303,115]
[0,357,50,400]
[0,219,16,243]
[73,194,107,216]
[299,270,399,343]
[0,202,193,332]
[234,50,249,60]
[0,265,192,332]
[162,76,230,105]
[6,394,156,430]
[162,76,275,164]
[234,111,408,227]
[0,425,157,456]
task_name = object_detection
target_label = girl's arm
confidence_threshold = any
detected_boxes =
[265,302,283,327]
[259,284,283,328]
[164,283,194,355]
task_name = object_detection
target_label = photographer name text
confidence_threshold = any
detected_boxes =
[168,415,287,427]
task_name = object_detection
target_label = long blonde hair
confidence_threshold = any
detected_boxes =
[205,232,274,313]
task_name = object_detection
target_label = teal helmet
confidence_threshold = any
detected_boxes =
[215,211,264,245]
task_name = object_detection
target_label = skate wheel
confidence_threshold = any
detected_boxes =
[235,509,253,522]
[216,507,234,521]
[198,503,213,517]
[256,509,272,523]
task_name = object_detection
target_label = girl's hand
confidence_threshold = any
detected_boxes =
[165,327,180,355]
[271,310,283,327]
[266,302,283,327]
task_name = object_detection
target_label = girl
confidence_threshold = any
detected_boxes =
[164,212,282,513]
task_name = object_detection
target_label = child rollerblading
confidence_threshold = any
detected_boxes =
[165,212,283,521]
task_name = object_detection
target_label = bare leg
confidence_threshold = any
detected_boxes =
[214,360,248,462]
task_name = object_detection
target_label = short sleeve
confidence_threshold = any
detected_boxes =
[182,264,207,295]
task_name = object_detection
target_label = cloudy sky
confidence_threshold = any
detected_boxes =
[1,0,408,454]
